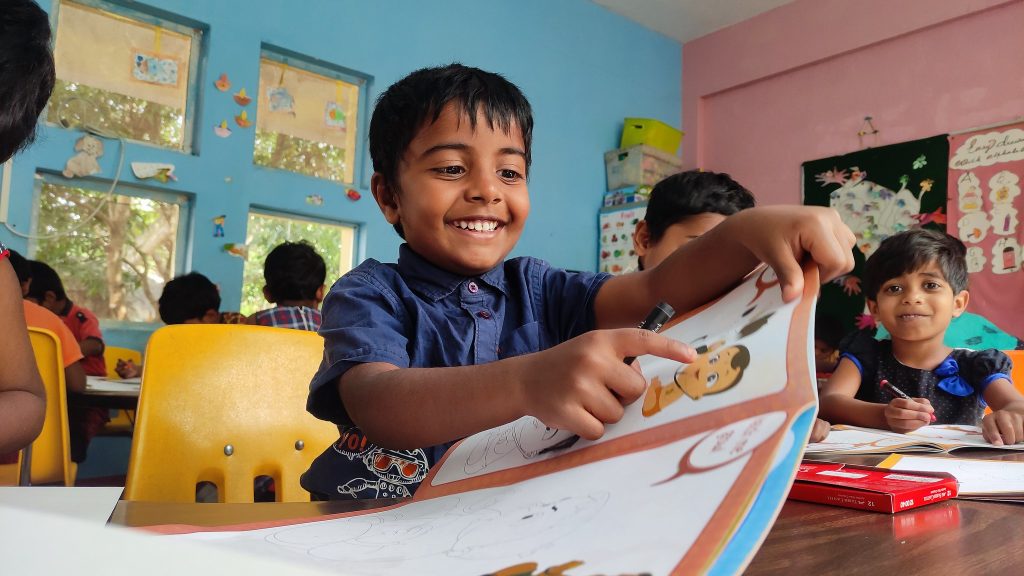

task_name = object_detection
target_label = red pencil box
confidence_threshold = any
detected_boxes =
[788,460,958,513]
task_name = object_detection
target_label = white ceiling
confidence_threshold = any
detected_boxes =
[591,0,795,44]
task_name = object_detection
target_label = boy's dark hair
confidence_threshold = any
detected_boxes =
[7,249,32,284]
[369,63,533,238]
[643,170,755,243]
[0,0,56,163]
[814,313,845,350]
[263,241,327,302]
[863,229,968,299]
[26,260,67,302]
[158,272,220,324]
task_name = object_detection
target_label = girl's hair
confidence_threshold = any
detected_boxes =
[862,229,968,298]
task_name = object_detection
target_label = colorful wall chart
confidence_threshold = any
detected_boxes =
[803,136,949,333]
[947,121,1024,336]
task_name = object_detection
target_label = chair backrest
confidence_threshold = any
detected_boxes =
[124,324,337,503]
[27,328,75,486]
[103,346,142,379]
[0,451,22,486]
[1005,349,1024,395]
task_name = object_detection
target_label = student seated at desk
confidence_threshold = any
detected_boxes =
[247,241,325,331]
[27,260,109,462]
[820,230,1024,445]
[633,169,831,443]
[0,0,53,458]
[300,64,855,500]
[115,272,245,378]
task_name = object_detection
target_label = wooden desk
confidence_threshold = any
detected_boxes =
[108,450,1024,574]
[71,376,140,410]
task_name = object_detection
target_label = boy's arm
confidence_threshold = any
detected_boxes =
[594,206,856,328]
[981,379,1024,445]
[0,261,46,454]
[79,336,104,357]
[340,328,695,449]
[64,361,86,394]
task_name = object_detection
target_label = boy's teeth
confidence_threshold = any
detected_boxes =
[456,220,497,231]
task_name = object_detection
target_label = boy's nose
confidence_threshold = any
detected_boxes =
[467,172,502,204]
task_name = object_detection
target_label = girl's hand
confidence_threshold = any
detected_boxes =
[518,329,696,440]
[883,397,934,433]
[809,418,831,443]
[982,409,1024,446]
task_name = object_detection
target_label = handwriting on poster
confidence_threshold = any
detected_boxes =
[950,129,1024,170]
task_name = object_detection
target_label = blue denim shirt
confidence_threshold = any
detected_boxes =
[301,244,611,499]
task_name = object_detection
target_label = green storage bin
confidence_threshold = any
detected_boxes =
[620,118,683,155]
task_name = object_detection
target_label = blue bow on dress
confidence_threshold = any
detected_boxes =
[934,357,974,397]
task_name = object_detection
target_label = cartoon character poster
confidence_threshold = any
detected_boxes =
[948,122,1024,337]
[162,267,821,576]
[802,136,949,334]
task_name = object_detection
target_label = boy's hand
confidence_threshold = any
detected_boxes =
[518,329,696,441]
[883,397,934,433]
[730,206,856,302]
[115,359,140,379]
[809,418,830,443]
[982,409,1024,446]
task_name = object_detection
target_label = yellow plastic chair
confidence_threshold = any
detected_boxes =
[124,324,337,503]
[0,451,23,486]
[101,346,143,434]
[26,328,76,486]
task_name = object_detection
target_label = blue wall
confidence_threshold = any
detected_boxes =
[2,0,681,348]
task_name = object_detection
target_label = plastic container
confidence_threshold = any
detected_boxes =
[604,145,682,191]
[620,118,683,155]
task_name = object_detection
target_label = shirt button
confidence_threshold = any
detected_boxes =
[467,281,479,293]
[477,310,491,319]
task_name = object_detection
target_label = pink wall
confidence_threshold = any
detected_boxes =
[682,0,1024,205]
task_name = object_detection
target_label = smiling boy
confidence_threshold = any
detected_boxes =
[302,64,855,500]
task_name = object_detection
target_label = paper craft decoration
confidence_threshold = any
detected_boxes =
[268,86,296,114]
[947,121,1024,335]
[879,454,1024,501]
[160,265,821,576]
[132,52,179,86]
[214,73,231,92]
[234,110,252,128]
[131,162,177,183]
[803,136,948,334]
[62,134,104,179]
[223,243,248,259]
[305,194,324,206]
[346,188,361,201]
[324,101,346,129]
[212,215,225,238]
[804,424,1024,455]
[214,121,232,138]
[233,88,252,106]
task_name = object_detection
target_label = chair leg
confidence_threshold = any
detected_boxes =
[19,444,32,486]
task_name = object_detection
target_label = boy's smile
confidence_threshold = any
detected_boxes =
[868,262,968,346]
[372,103,529,277]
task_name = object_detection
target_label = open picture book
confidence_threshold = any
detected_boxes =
[158,265,821,576]
[805,424,1024,456]
[879,454,1024,501]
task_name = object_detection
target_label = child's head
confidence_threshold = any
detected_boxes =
[634,170,755,270]
[368,64,533,276]
[158,272,221,325]
[675,343,750,400]
[263,241,327,305]
[25,260,68,313]
[813,313,844,374]
[6,249,32,296]
[0,0,56,163]
[863,229,969,340]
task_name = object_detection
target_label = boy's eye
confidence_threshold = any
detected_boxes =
[498,168,523,181]
[706,372,720,387]
[708,353,720,365]
[435,165,465,176]
[924,281,941,290]
[884,285,902,295]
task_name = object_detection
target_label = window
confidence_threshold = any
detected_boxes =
[240,211,357,315]
[30,177,190,323]
[253,47,368,184]
[48,0,203,151]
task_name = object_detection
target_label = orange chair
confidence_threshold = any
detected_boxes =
[1006,349,1024,395]
[124,324,337,502]
[25,328,76,486]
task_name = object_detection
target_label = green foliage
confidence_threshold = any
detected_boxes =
[253,130,349,183]
[33,182,181,322]
[240,213,353,315]
[47,80,185,149]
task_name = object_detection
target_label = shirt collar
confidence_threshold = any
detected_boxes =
[397,244,508,301]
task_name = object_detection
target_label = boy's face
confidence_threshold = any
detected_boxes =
[634,213,726,269]
[675,345,745,400]
[373,103,529,276]
[867,261,968,345]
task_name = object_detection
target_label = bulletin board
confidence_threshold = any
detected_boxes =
[802,136,949,333]
[947,121,1024,336]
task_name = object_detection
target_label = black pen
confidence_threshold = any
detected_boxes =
[623,301,676,366]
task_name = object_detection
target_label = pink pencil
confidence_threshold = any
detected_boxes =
[880,379,936,422]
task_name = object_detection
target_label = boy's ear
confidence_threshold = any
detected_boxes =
[952,290,969,318]
[262,285,275,304]
[44,290,59,307]
[633,220,651,256]
[866,299,879,319]
[371,172,401,225]
[201,309,221,324]
[315,284,325,304]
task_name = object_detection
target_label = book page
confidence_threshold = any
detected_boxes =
[807,425,1024,455]
[879,454,1024,496]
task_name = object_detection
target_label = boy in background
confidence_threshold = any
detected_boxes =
[0,0,54,456]
[115,271,245,378]
[26,260,108,461]
[301,64,854,500]
[248,241,326,331]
